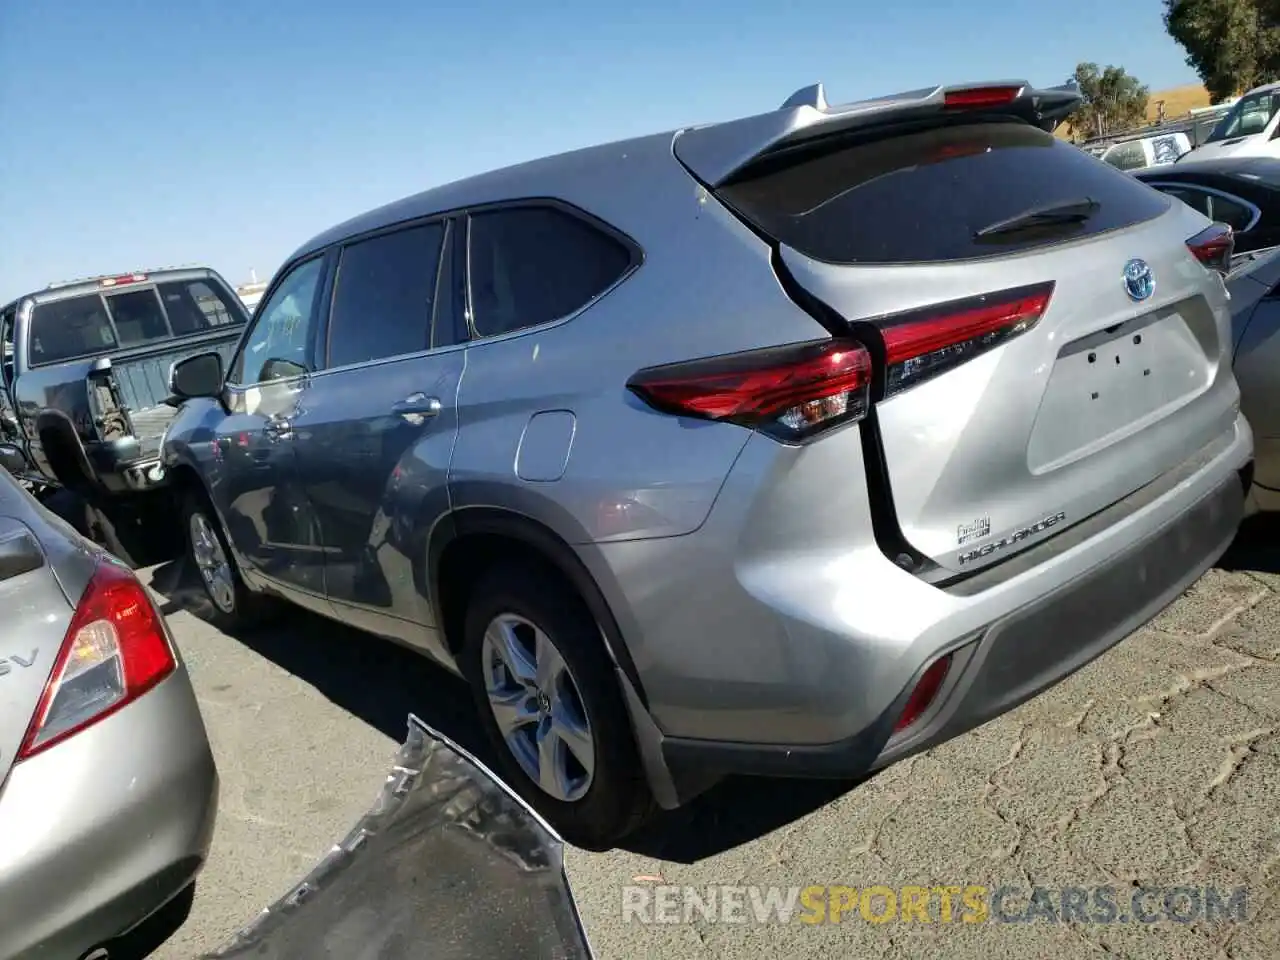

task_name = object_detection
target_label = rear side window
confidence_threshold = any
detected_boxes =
[158,279,247,335]
[467,206,632,338]
[106,288,171,345]
[1103,140,1148,171]
[28,294,118,364]
[326,222,446,368]
[717,121,1172,265]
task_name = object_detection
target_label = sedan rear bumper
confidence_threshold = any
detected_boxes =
[0,667,218,960]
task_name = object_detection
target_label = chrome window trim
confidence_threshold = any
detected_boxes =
[1144,181,1263,233]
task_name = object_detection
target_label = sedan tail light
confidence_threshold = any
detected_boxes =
[1186,223,1234,273]
[17,559,176,761]
[627,282,1054,441]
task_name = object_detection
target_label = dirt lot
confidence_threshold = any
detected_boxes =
[139,522,1280,960]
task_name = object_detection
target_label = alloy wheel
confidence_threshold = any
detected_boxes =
[189,511,236,614]
[480,612,596,803]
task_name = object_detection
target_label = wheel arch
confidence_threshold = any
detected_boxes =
[34,408,97,493]
[428,506,649,710]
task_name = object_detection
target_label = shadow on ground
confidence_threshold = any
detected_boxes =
[1218,512,1280,576]
[110,884,196,960]
[149,557,867,865]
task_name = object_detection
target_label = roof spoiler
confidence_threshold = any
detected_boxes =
[673,80,1084,187]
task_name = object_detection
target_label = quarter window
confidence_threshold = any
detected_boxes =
[1155,186,1255,232]
[467,206,632,338]
[1202,192,1256,232]
[326,222,446,368]
[229,257,325,386]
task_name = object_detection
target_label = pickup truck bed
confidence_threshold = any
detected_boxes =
[111,334,241,457]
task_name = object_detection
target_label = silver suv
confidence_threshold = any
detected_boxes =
[163,80,1254,849]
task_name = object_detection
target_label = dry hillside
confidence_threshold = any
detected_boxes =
[1147,83,1211,121]
[1055,82,1211,140]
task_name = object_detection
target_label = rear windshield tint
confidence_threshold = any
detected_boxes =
[717,120,1171,264]
[28,294,118,364]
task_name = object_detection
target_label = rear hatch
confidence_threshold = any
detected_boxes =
[0,515,72,784]
[677,83,1238,575]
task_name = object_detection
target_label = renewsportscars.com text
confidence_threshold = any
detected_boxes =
[621,884,1249,925]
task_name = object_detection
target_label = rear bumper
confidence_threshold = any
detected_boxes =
[88,440,168,493]
[606,414,1251,804]
[0,668,218,960]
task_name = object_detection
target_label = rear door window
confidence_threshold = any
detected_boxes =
[325,222,447,367]
[716,120,1171,265]
[466,206,633,338]
[28,294,118,364]
[157,279,247,335]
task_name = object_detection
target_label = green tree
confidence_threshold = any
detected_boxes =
[1164,0,1280,101]
[1066,63,1150,139]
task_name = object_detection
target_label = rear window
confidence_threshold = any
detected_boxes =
[106,288,170,345]
[157,278,247,335]
[717,120,1171,265]
[28,294,118,364]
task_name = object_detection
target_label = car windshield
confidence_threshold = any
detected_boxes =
[1206,91,1280,143]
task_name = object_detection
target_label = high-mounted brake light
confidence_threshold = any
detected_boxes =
[1186,223,1234,274]
[628,340,872,440]
[100,273,147,288]
[879,282,1056,398]
[17,559,176,761]
[944,86,1022,109]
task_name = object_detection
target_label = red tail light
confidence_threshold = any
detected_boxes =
[944,86,1022,109]
[99,273,147,288]
[627,340,872,440]
[629,284,1052,439]
[894,655,951,733]
[879,282,1055,397]
[1186,223,1234,274]
[17,559,176,761]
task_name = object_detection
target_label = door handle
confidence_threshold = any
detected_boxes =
[263,416,293,440]
[391,393,443,423]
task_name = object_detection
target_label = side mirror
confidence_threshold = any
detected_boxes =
[169,352,225,401]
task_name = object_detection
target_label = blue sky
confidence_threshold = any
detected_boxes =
[0,0,1201,303]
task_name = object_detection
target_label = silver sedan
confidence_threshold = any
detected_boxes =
[0,471,218,960]
[1228,247,1280,512]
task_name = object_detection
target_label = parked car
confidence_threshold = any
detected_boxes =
[1096,130,1192,171]
[1225,247,1280,513]
[0,267,249,565]
[1134,157,1280,256]
[161,78,1252,850]
[0,467,218,960]
[1178,82,1280,164]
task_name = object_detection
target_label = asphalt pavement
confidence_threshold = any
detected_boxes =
[135,521,1280,960]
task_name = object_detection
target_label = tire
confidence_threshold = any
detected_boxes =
[181,489,274,631]
[461,561,654,850]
